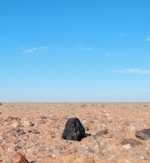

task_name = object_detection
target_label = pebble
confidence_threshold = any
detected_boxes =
[122,144,131,149]
[94,129,108,137]
[29,129,40,134]
[11,120,21,128]
[23,119,34,127]
[7,146,16,153]
[11,152,28,163]
[121,138,142,147]
[135,129,150,140]
[105,133,113,138]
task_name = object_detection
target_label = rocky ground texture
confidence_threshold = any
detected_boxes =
[0,102,150,163]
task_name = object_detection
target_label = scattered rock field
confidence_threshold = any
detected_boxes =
[0,102,150,163]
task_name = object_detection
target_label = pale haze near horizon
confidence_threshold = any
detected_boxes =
[0,0,150,102]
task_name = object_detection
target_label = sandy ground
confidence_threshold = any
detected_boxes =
[0,102,150,163]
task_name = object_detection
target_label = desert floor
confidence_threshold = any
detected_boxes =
[0,102,150,163]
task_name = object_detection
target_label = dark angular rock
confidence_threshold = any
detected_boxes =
[31,129,40,134]
[15,145,22,149]
[94,129,108,137]
[8,128,26,136]
[62,117,85,141]
[121,138,142,147]
[15,129,26,135]
[135,129,150,140]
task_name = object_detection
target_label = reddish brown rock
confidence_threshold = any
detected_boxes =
[11,152,28,163]
[105,133,113,138]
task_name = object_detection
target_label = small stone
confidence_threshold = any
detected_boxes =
[121,138,142,147]
[135,129,150,140]
[39,116,47,119]
[11,152,28,163]
[140,155,145,160]
[15,145,22,149]
[31,129,40,134]
[7,146,16,153]
[11,120,21,128]
[45,130,54,136]
[9,128,26,136]
[23,119,34,127]
[17,129,26,135]
[0,136,3,140]
[122,144,131,149]
[129,123,135,131]
[105,133,113,138]
[95,129,108,137]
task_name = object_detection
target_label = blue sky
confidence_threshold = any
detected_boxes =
[0,0,150,102]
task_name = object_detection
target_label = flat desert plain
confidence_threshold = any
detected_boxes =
[0,102,150,163]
